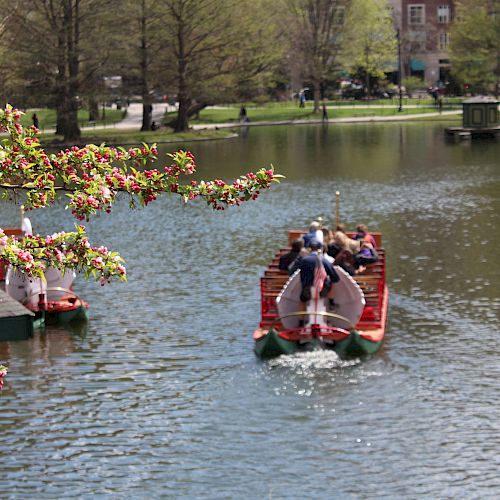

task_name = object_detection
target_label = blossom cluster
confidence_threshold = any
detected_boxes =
[0,366,7,390]
[0,225,126,283]
[0,105,282,281]
[0,105,282,220]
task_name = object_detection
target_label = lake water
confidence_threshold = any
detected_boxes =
[1,122,499,498]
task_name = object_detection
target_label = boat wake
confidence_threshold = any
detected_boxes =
[267,350,360,371]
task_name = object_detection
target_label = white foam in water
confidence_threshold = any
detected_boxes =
[268,350,360,371]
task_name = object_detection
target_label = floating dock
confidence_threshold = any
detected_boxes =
[445,126,500,140]
[0,288,34,341]
[446,97,499,141]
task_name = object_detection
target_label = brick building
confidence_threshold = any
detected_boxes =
[387,0,455,87]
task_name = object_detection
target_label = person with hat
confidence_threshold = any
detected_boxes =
[302,220,324,248]
[290,239,340,304]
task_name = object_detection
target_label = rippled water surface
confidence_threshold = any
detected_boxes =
[1,122,499,498]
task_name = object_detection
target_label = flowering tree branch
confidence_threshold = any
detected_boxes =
[0,365,7,390]
[0,105,282,282]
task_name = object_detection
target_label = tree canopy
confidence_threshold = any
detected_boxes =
[0,105,281,282]
[0,0,283,136]
[340,0,396,96]
[0,0,124,142]
[449,0,500,95]
[285,0,347,112]
[159,0,281,131]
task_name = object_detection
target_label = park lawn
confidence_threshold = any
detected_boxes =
[332,97,463,106]
[39,126,234,147]
[185,103,460,124]
[20,108,126,131]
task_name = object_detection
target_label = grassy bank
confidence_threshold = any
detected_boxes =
[178,101,461,125]
[20,108,126,131]
[39,127,235,148]
[19,100,462,148]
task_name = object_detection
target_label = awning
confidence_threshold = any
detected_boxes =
[410,59,425,71]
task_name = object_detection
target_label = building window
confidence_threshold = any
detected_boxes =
[409,30,427,51]
[409,5,425,25]
[438,32,450,50]
[437,5,450,23]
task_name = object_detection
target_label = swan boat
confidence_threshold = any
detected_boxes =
[1,217,89,328]
[253,229,388,359]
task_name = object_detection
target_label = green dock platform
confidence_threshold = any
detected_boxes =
[0,289,34,341]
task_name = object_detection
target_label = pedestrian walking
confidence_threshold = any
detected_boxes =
[299,90,306,108]
[239,106,247,122]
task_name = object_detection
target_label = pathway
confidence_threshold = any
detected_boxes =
[111,102,171,130]
[190,110,461,130]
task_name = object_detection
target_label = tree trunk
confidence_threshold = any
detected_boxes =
[164,102,206,128]
[140,0,152,131]
[55,92,68,136]
[188,102,207,118]
[313,78,321,113]
[88,98,99,121]
[365,45,371,98]
[175,96,191,132]
[56,0,81,142]
[55,35,67,136]
[142,102,153,131]
[174,11,190,133]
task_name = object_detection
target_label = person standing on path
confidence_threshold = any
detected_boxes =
[239,106,247,122]
[299,90,306,108]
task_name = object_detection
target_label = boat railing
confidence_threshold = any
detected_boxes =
[353,252,385,328]
[259,243,386,331]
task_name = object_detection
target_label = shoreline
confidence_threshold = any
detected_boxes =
[5,110,461,148]
[190,110,461,131]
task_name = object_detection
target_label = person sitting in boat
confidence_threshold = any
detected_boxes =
[334,248,356,276]
[279,238,305,273]
[353,224,377,248]
[321,228,336,264]
[354,241,379,270]
[322,243,335,264]
[302,221,324,248]
[290,239,340,304]
[321,226,333,245]
[328,223,360,258]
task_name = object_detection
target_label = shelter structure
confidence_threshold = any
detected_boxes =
[446,96,499,140]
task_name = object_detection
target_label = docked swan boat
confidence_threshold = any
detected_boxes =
[1,217,89,328]
[253,229,388,359]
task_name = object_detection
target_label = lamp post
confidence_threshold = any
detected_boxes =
[397,28,403,112]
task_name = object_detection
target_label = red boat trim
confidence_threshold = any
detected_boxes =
[357,284,388,343]
[278,325,350,342]
[26,297,89,314]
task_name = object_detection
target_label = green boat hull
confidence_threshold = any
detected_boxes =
[54,305,89,323]
[33,305,89,329]
[254,328,383,360]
